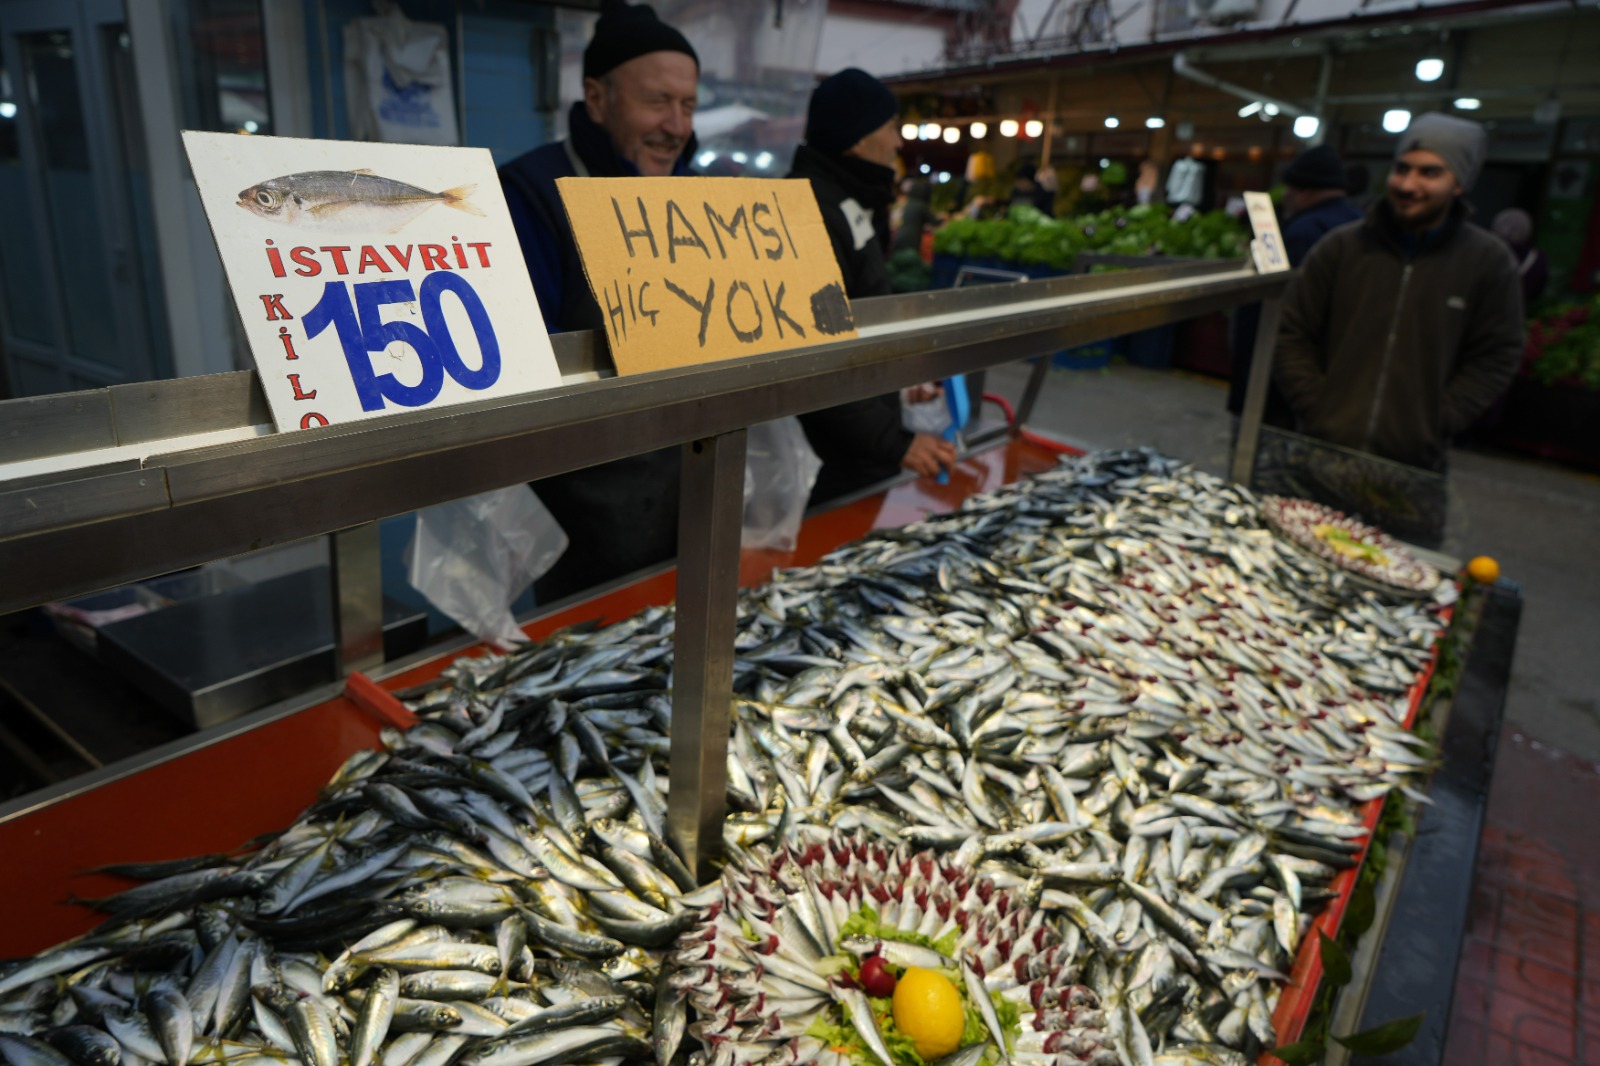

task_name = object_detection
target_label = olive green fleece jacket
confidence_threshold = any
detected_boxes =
[1272,199,1525,472]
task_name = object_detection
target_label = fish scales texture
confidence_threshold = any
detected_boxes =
[1,450,1445,1066]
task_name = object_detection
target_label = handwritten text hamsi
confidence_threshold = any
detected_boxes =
[558,178,857,374]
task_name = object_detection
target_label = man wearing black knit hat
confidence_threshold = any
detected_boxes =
[498,1,699,602]
[788,68,955,505]
[1271,112,1523,546]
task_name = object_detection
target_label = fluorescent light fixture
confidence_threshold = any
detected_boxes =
[731,151,749,164]
[754,151,773,169]
[901,122,919,140]
[919,163,931,174]
[1454,97,1481,110]
[920,122,941,140]
[1238,101,1263,118]
[1024,119,1044,137]
[999,119,1020,137]
[696,150,716,167]
[1382,109,1412,133]
[1105,116,1120,129]
[1145,116,1165,129]
[1415,57,1444,82]
[1293,115,1320,139]
[970,121,987,138]
[0,102,14,119]
[943,126,960,143]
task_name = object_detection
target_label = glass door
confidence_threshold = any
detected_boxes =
[0,0,162,397]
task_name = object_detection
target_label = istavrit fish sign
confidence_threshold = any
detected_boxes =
[183,131,562,432]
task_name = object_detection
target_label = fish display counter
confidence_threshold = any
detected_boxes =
[0,434,1517,1066]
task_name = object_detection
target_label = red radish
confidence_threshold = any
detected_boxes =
[860,955,896,997]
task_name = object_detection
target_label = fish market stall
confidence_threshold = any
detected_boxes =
[0,262,1516,1066]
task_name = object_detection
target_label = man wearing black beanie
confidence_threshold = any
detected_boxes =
[497,1,699,603]
[788,68,955,505]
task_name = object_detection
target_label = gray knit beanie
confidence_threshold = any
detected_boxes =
[1394,112,1487,190]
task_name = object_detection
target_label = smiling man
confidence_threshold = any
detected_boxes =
[1271,112,1524,545]
[498,1,699,602]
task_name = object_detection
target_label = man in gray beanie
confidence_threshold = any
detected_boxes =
[1271,111,1523,546]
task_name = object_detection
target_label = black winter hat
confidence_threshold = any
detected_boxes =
[1281,144,1347,190]
[583,0,698,80]
[805,68,900,156]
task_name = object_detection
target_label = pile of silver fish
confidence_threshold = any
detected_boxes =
[0,449,1447,1066]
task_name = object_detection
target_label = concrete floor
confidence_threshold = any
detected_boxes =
[991,359,1600,763]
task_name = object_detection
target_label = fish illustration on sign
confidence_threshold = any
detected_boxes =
[237,169,484,234]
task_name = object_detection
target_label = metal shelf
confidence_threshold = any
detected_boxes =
[0,257,1288,874]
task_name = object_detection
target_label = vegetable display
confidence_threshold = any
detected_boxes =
[933,205,1250,273]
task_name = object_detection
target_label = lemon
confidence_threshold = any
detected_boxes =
[891,967,965,1060]
[1466,555,1500,584]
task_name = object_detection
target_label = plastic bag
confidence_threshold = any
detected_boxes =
[344,6,460,145]
[741,417,821,551]
[405,485,568,647]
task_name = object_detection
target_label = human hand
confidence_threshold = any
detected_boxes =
[903,382,944,404]
[901,432,957,478]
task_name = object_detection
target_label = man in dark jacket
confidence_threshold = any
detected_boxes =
[498,1,698,602]
[1274,112,1523,478]
[787,68,955,505]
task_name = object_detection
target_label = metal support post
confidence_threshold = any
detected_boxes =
[1012,355,1053,436]
[1229,295,1285,485]
[667,428,748,880]
[330,522,384,675]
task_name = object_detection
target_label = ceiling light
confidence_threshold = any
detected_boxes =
[696,150,716,167]
[901,122,919,140]
[1100,158,1110,168]
[1105,115,1120,129]
[243,120,259,133]
[919,163,931,174]
[1415,57,1444,82]
[943,126,960,143]
[937,172,951,183]
[1145,116,1165,129]
[1454,97,1481,110]
[1382,109,1412,133]
[1263,103,1280,117]
[920,122,941,140]
[1293,115,1320,139]
[1238,101,1263,118]
[1024,119,1044,137]
[731,151,749,164]
[999,119,1019,137]
[970,121,987,138]
[754,151,773,169]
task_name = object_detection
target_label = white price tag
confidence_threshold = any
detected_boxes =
[1243,191,1290,274]
[183,131,563,432]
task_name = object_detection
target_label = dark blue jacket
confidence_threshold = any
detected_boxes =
[497,104,698,602]
[1282,195,1363,268]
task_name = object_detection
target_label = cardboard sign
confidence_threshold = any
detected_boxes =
[1243,191,1291,274]
[558,177,857,374]
[183,131,562,432]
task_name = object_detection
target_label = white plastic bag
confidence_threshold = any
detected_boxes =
[405,485,567,647]
[344,6,460,145]
[741,417,821,551]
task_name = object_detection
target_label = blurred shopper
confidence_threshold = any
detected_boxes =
[1012,162,1055,216]
[1272,113,1524,543]
[498,0,699,601]
[787,68,955,505]
[1229,144,1360,425]
[1344,162,1373,208]
[1491,207,1550,307]
[892,177,933,256]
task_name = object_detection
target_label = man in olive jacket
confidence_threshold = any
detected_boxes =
[1274,113,1523,476]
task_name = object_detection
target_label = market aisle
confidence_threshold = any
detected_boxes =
[1440,731,1600,1065]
